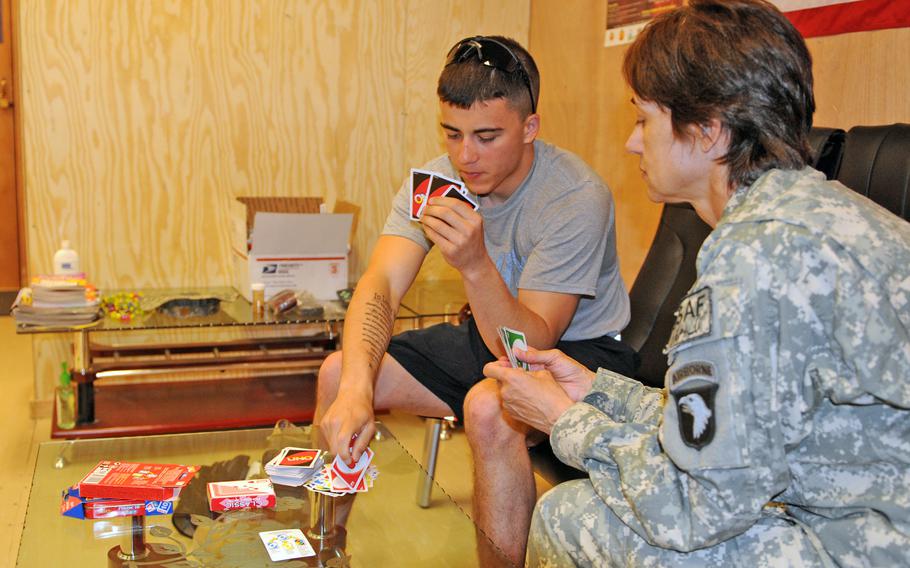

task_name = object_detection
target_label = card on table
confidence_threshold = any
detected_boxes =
[270,447,323,470]
[498,326,531,371]
[258,529,315,561]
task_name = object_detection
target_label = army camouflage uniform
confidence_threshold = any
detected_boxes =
[529,168,910,567]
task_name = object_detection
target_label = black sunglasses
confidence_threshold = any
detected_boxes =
[444,36,537,114]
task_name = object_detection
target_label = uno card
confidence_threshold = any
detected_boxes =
[330,447,374,492]
[442,185,479,210]
[498,326,530,371]
[410,169,433,220]
[274,448,322,470]
[258,529,315,561]
[428,173,465,200]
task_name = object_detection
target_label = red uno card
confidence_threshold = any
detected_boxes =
[428,173,464,200]
[410,169,433,220]
[330,447,373,491]
[276,448,322,469]
[442,186,479,210]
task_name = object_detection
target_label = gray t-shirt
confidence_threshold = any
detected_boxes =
[382,140,629,340]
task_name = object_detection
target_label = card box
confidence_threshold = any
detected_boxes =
[77,460,199,501]
[60,486,174,520]
[207,478,277,512]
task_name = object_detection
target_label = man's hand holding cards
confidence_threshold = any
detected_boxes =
[409,168,478,220]
[302,434,379,497]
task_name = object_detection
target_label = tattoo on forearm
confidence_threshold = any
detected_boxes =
[362,292,393,370]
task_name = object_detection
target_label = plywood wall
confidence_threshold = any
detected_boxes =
[530,0,910,286]
[18,0,529,406]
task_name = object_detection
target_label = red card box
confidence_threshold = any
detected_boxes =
[207,479,276,512]
[77,460,199,501]
[60,486,175,520]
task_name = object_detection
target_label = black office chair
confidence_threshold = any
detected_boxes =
[807,126,846,180]
[836,123,910,222]
[621,203,713,387]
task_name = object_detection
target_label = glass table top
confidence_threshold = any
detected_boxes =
[18,422,509,567]
[15,281,467,334]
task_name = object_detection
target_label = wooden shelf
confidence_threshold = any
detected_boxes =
[52,373,316,439]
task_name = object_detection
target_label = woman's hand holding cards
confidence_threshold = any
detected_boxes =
[484,346,596,434]
[517,347,596,403]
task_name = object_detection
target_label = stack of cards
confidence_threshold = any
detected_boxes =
[409,169,479,220]
[498,325,531,371]
[265,447,325,487]
[303,442,379,498]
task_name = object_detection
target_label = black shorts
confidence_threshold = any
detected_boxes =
[386,317,640,423]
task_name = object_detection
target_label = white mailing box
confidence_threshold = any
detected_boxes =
[238,212,353,301]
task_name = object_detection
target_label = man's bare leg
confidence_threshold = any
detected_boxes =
[464,378,536,567]
[314,350,453,524]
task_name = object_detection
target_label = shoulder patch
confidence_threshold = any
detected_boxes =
[670,361,718,450]
[667,287,712,350]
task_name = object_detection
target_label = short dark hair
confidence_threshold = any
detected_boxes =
[623,0,815,188]
[438,35,540,117]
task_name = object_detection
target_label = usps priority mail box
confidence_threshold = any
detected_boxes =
[248,212,353,300]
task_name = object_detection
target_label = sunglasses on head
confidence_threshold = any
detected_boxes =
[444,36,537,114]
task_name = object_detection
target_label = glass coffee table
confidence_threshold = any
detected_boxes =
[17,422,511,567]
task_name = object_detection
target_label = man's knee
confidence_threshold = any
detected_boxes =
[463,379,513,443]
[316,351,343,404]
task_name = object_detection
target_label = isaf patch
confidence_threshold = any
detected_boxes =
[667,287,712,350]
[670,361,718,450]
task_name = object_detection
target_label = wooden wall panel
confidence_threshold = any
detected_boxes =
[530,1,910,287]
[17,0,529,406]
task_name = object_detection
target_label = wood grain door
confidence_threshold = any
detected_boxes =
[0,0,21,301]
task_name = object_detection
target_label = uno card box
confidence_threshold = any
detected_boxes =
[77,460,199,501]
[61,486,174,520]
[207,478,276,512]
[231,207,353,302]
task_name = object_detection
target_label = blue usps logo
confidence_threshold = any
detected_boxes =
[262,264,277,274]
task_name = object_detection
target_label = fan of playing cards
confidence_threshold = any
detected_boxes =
[265,443,379,497]
[410,168,479,220]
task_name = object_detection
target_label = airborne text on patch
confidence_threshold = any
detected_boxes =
[667,287,712,349]
[671,361,715,387]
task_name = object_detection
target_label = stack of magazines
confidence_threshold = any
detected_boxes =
[12,274,101,327]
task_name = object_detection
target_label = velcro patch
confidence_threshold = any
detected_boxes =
[670,361,718,450]
[666,287,712,350]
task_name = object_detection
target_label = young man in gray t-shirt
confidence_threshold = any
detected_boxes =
[316,36,636,566]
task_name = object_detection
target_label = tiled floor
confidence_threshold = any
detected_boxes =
[0,315,527,567]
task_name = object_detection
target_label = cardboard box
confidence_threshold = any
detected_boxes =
[207,478,276,512]
[60,486,175,520]
[77,460,199,501]
[231,207,353,302]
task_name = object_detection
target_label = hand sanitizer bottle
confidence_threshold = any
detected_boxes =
[53,240,81,275]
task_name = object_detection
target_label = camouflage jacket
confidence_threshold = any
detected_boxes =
[549,167,910,557]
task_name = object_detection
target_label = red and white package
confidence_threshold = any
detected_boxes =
[207,478,276,512]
